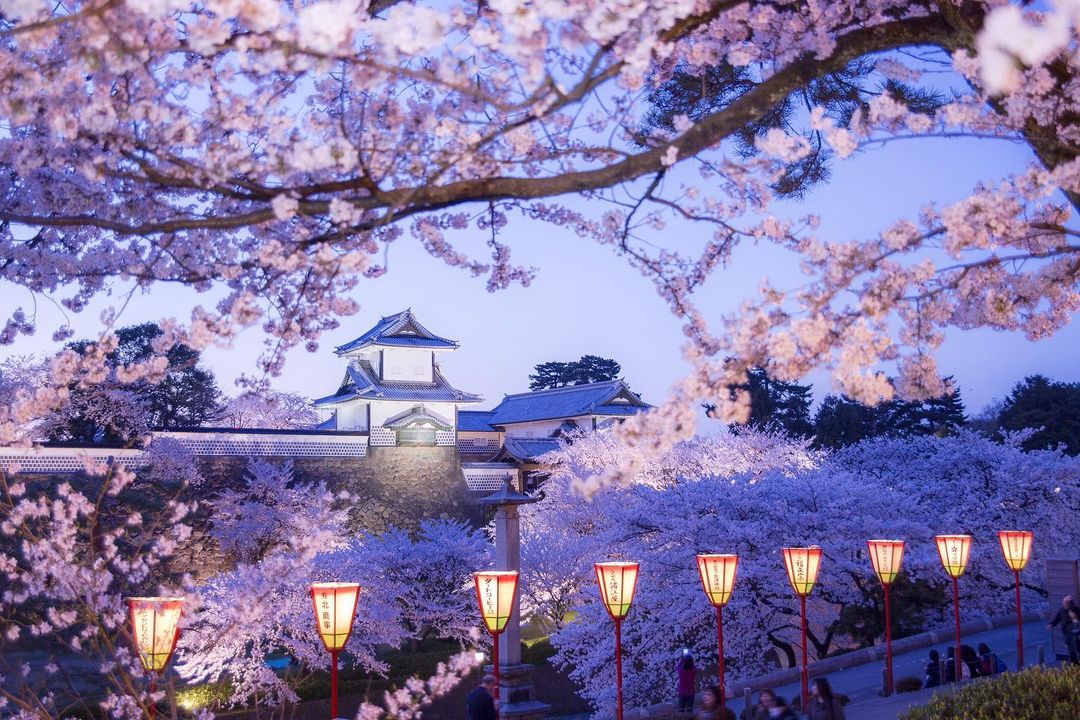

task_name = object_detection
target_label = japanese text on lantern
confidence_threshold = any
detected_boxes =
[482,577,495,616]
[320,593,331,631]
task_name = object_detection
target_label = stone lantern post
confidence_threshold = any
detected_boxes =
[479,480,550,720]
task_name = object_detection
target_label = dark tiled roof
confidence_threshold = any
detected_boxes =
[335,309,458,354]
[458,410,497,432]
[487,380,650,426]
[501,437,562,462]
[314,361,481,405]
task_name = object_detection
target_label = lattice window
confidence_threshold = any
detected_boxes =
[0,450,145,474]
[464,471,514,493]
[457,438,500,453]
[171,439,368,457]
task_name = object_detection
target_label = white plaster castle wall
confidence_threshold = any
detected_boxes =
[335,402,369,431]
[382,347,433,382]
[501,415,591,438]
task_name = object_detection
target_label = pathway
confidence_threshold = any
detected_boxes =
[730,619,1052,719]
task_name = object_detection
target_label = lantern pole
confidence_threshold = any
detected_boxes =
[492,629,502,714]
[330,649,339,719]
[883,583,894,695]
[715,605,726,714]
[614,617,624,720]
[799,594,809,713]
[1013,569,1024,668]
[951,576,962,680]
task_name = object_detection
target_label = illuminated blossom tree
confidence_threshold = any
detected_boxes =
[530,429,1080,713]
[0,1,1076,471]
[219,390,320,430]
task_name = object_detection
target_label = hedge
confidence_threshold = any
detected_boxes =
[901,664,1080,720]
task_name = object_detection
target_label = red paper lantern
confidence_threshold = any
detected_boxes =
[696,554,739,607]
[998,530,1033,572]
[935,534,972,578]
[594,562,640,620]
[473,571,520,634]
[867,540,905,586]
[310,582,361,720]
[126,597,184,675]
[782,546,822,597]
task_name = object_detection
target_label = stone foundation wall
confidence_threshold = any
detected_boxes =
[195,445,483,534]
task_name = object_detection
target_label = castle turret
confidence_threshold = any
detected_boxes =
[314,309,481,443]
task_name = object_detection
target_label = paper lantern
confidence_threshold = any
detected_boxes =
[309,582,361,652]
[126,597,184,674]
[696,554,739,607]
[594,562,640,620]
[935,535,972,579]
[473,570,519,634]
[998,530,1033,572]
[867,540,905,586]
[782,547,822,597]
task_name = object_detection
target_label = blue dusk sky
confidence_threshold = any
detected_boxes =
[3,134,1079,422]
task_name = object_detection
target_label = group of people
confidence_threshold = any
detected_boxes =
[676,654,845,720]
[922,642,1007,687]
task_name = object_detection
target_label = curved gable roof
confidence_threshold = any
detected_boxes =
[335,309,458,354]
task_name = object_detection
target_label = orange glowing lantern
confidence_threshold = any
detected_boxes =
[782,546,822,597]
[935,534,972,680]
[696,554,739,608]
[867,540,905,586]
[782,547,821,713]
[867,540,905,695]
[309,582,360,720]
[473,570,520,714]
[998,530,1033,572]
[473,571,519,634]
[696,554,738,713]
[935,534,972,578]
[126,597,184,674]
[310,582,361,652]
[999,530,1034,668]
[595,561,640,620]
[595,561,640,720]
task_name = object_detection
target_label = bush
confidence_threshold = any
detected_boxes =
[895,676,923,694]
[900,665,1080,720]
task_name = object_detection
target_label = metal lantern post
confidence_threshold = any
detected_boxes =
[998,530,1034,668]
[310,582,361,720]
[935,535,972,681]
[126,597,184,720]
[867,540,905,695]
[473,570,521,715]
[781,547,822,713]
[595,561,640,720]
[695,553,739,713]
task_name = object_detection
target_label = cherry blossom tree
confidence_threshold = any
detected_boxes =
[529,429,1080,714]
[0,0,1077,467]
[209,458,349,563]
[218,390,320,430]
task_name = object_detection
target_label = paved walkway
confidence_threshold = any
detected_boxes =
[730,619,1052,719]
